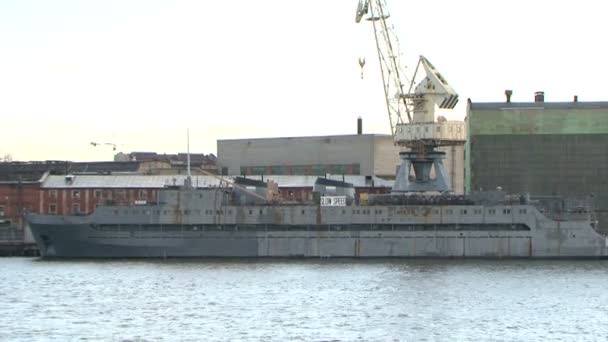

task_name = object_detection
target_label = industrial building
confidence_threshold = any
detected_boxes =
[217,134,465,194]
[466,92,608,231]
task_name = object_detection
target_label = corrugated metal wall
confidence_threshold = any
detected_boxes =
[467,102,608,231]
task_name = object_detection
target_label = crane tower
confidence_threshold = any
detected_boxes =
[356,0,465,193]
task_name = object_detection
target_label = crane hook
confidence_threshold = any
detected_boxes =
[358,57,366,79]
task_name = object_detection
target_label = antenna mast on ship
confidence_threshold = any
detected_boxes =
[186,128,192,187]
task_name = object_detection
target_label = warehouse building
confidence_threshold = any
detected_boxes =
[466,92,608,231]
[217,134,465,194]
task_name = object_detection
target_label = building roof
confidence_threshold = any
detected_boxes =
[217,134,391,143]
[41,174,394,189]
[469,101,608,110]
[128,152,217,165]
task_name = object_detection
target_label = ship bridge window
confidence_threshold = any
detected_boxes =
[184,210,190,215]
[474,209,482,215]
[301,209,305,215]
[259,209,263,215]
[445,209,453,215]
[519,209,527,214]
[488,209,496,215]
[249,210,253,215]
[503,209,511,214]
[460,209,468,215]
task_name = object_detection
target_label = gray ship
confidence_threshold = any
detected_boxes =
[26,174,608,258]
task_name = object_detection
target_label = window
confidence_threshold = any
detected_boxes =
[94,190,102,198]
[72,203,80,214]
[436,126,441,132]
[474,209,482,215]
[446,209,454,215]
[0,206,4,216]
[49,190,57,201]
[48,204,57,214]
[460,209,468,215]
[503,209,511,215]
[72,190,80,199]
[488,209,496,215]
[519,209,527,214]
[115,189,126,200]
[139,190,148,200]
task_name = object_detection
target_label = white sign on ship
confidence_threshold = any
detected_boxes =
[320,196,346,207]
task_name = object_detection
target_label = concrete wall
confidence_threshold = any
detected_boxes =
[218,135,378,176]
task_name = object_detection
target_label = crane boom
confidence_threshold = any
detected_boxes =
[355,0,463,147]
[356,0,465,193]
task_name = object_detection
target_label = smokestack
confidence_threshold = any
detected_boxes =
[505,90,513,103]
[357,117,362,135]
[534,91,545,103]
[574,95,578,103]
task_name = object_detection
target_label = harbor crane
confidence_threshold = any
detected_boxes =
[356,0,465,192]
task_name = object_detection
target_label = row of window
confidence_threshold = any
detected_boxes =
[90,223,531,233]
[112,209,234,216]
[101,207,529,217]
[401,125,463,133]
[47,189,150,201]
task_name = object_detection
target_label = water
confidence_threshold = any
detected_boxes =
[1,258,607,341]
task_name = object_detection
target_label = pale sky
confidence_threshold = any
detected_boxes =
[1,0,605,161]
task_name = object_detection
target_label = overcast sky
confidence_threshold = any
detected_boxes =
[1,0,605,161]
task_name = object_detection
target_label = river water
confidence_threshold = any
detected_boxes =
[1,258,607,341]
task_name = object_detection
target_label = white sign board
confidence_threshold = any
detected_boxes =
[320,196,347,207]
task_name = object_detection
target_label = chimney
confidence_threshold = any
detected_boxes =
[505,90,513,103]
[534,91,545,103]
[357,117,362,135]
[574,95,578,103]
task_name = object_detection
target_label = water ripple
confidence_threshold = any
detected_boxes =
[1,258,608,341]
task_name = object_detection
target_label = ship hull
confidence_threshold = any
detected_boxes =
[26,187,608,258]
[28,220,608,258]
